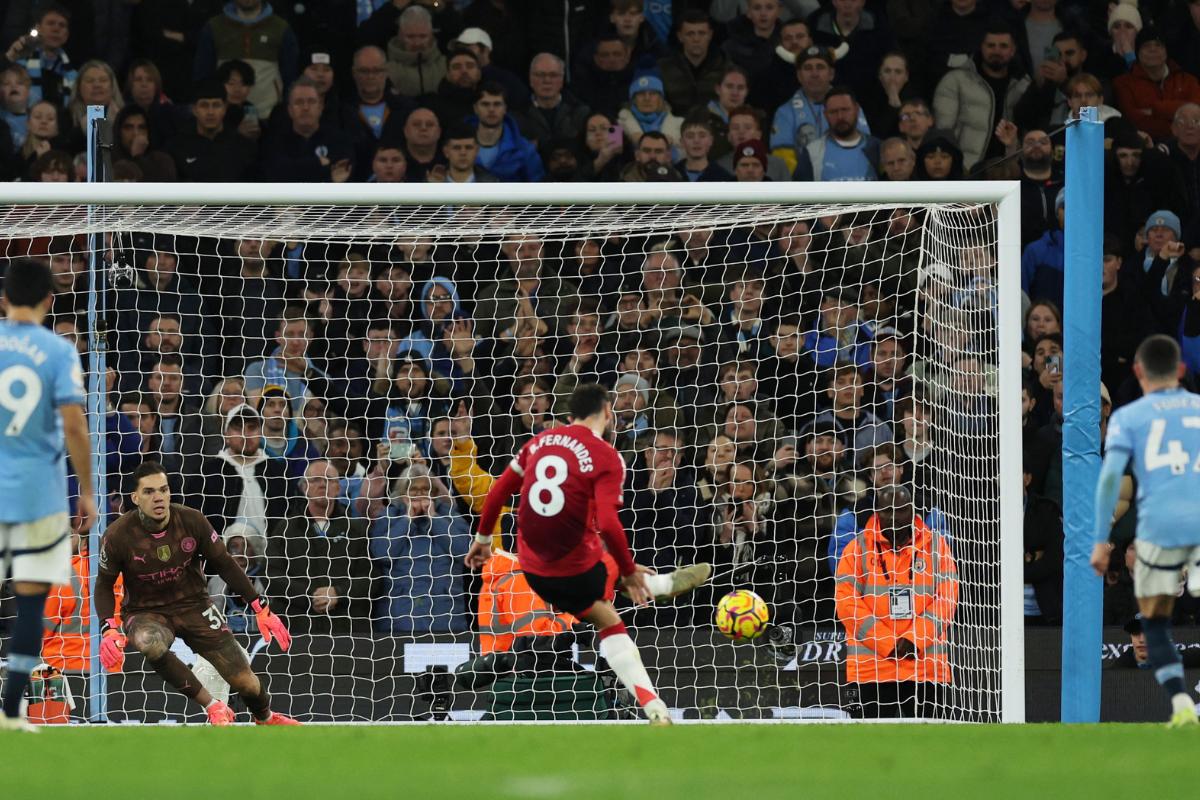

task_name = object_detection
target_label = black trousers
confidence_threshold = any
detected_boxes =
[848,681,943,719]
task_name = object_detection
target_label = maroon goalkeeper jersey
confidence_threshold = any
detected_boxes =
[512,424,628,578]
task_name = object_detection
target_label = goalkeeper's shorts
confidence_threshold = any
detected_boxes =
[0,512,70,584]
[1133,541,1200,599]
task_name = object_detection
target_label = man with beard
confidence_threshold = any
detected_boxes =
[792,87,880,181]
[835,483,958,718]
[1016,128,1062,247]
[933,24,1030,170]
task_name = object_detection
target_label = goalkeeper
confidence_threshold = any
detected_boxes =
[95,461,298,725]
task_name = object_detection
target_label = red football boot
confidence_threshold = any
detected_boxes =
[254,711,301,726]
[206,701,236,726]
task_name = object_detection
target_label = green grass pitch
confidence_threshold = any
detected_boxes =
[0,724,1195,799]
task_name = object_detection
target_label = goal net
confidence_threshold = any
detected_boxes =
[0,183,1022,724]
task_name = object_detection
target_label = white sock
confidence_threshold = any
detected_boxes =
[1172,693,1194,713]
[644,573,673,596]
[599,632,659,707]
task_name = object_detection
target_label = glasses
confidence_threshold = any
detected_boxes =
[899,111,928,121]
[429,293,452,301]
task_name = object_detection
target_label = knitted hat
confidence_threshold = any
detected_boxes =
[1145,209,1182,238]
[614,372,651,406]
[735,138,769,171]
[224,402,261,432]
[1108,3,1143,33]
[1135,26,1165,51]
[629,73,665,99]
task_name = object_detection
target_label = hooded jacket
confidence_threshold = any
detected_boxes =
[468,113,545,182]
[386,38,448,98]
[933,56,1029,169]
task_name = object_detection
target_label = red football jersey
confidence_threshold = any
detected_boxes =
[511,424,633,578]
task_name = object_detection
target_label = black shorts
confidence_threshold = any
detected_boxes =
[124,600,234,654]
[524,559,612,617]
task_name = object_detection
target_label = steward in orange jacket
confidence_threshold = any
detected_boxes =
[43,547,123,673]
[835,484,957,717]
[478,549,577,655]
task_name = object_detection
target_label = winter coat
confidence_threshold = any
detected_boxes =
[1114,61,1200,142]
[933,59,1030,169]
[514,92,592,149]
[1021,229,1065,309]
[370,499,470,634]
[468,114,545,182]
[656,47,731,116]
[386,38,447,98]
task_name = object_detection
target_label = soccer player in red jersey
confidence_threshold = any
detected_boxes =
[466,383,709,725]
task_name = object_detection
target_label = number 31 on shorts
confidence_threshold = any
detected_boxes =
[202,604,228,630]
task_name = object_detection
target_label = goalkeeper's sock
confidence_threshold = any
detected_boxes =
[598,622,659,708]
[147,652,204,701]
[1143,615,1189,698]
[2,592,47,718]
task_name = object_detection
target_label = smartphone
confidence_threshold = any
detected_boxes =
[1046,354,1062,375]
[1044,45,1061,62]
[607,125,624,150]
[244,105,259,122]
[389,439,417,461]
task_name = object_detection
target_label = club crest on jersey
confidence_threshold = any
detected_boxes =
[181,537,196,553]
[156,544,172,562]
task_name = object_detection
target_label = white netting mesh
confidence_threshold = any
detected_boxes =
[0,199,1006,722]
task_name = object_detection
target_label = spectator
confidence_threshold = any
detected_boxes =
[218,59,261,140]
[469,82,543,182]
[475,235,576,340]
[165,79,256,182]
[701,65,750,160]
[677,115,732,180]
[144,353,203,477]
[1169,103,1200,230]
[267,459,374,634]
[1,64,31,151]
[401,106,446,182]
[260,78,353,183]
[878,136,916,180]
[605,0,666,65]
[1022,455,1064,625]
[757,314,819,431]
[194,0,299,117]
[771,47,870,169]
[461,3,527,75]
[618,73,683,157]
[808,0,896,94]
[1105,128,1187,253]
[717,105,791,180]
[862,328,909,422]
[123,59,178,148]
[371,463,470,635]
[515,53,590,149]
[896,98,942,153]
[859,52,922,139]
[1133,209,1189,304]
[1114,27,1200,142]
[368,141,408,182]
[112,106,176,182]
[3,4,76,108]
[1013,30,1090,131]
[933,24,1030,170]
[193,403,290,535]
[431,123,492,183]
[835,483,958,718]
[365,351,449,447]
[359,0,463,53]
[244,305,330,410]
[750,16,813,113]
[1014,128,1062,246]
[611,371,677,464]
[723,0,784,78]
[620,129,683,181]
[921,0,990,87]
[913,133,964,180]
[804,290,874,368]
[119,311,207,400]
[341,45,413,180]
[199,377,247,458]
[386,5,447,98]
[813,363,893,465]
[577,112,627,180]
[423,46,482,131]
[657,10,729,115]
[792,86,881,181]
[67,60,123,139]
[259,384,319,480]
[452,28,526,107]
[570,32,636,120]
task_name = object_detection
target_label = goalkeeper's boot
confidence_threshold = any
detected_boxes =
[644,698,672,727]
[1167,695,1199,729]
[206,700,236,726]
[658,563,711,601]
[0,714,38,733]
[254,711,301,726]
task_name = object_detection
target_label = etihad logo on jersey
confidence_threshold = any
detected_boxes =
[529,433,594,472]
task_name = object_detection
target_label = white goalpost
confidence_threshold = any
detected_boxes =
[0,181,1024,724]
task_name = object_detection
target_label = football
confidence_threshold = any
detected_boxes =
[715,589,770,640]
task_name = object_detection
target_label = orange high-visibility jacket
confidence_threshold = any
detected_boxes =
[835,514,958,684]
[43,553,123,673]
[478,550,577,655]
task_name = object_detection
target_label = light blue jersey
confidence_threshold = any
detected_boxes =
[0,320,85,523]
[1099,387,1200,547]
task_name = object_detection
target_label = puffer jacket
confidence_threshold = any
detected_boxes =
[386,38,447,98]
[1114,61,1200,142]
[933,58,1029,170]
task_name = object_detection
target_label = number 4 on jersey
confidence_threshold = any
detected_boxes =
[1145,417,1200,474]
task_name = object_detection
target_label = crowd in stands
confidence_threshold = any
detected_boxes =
[5,0,1196,643]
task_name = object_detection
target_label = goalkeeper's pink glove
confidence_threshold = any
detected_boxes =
[252,598,291,652]
[99,619,126,673]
